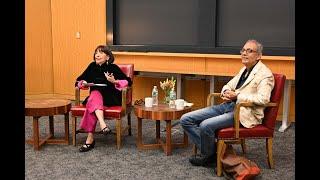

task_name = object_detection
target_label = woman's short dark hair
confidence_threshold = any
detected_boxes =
[93,45,115,64]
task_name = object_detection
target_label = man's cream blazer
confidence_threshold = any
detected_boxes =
[221,61,275,128]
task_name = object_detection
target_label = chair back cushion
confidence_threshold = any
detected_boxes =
[263,73,286,130]
[117,64,134,105]
[118,64,134,80]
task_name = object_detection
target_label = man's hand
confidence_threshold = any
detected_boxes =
[222,90,238,101]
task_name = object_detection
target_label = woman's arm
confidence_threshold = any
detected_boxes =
[75,62,94,87]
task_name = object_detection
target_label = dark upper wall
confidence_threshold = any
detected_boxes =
[107,0,295,56]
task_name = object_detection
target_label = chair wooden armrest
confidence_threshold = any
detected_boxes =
[75,87,81,106]
[263,102,277,107]
[233,102,254,138]
[121,87,130,115]
[206,93,222,106]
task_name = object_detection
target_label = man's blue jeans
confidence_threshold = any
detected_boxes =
[180,101,235,157]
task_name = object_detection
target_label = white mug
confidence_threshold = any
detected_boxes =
[175,99,185,110]
[145,97,153,107]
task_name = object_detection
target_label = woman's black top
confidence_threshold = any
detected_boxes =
[75,62,132,106]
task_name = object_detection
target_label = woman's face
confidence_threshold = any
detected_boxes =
[94,50,109,65]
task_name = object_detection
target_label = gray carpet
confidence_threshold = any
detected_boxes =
[25,112,295,180]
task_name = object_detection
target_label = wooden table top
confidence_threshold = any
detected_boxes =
[134,103,192,121]
[25,99,71,117]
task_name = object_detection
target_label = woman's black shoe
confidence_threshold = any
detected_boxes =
[79,140,95,152]
[100,126,111,135]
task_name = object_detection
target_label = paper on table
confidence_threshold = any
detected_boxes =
[184,101,194,107]
[83,82,107,87]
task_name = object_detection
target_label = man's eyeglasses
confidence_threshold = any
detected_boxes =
[240,48,257,54]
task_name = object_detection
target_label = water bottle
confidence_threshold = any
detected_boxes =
[152,86,158,106]
[169,88,176,108]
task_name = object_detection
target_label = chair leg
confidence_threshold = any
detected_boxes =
[116,119,122,150]
[127,113,132,136]
[241,139,246,154]
[216,140,225,177]
[266,138,274,168]
[192,144,197,155]
[72,116,77,146]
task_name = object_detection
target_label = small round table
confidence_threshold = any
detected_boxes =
[25,99,71,150]
[134,103,192,156]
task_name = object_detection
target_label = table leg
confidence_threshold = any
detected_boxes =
[49,116,54,137]
[279,80,292,132]
[165,120,172,156]
[64,113,69,144]
[183,131,188,146]
[137,118,142,147]
[156,121,160,142]
[72,116,77,146]
[32,116,40,150]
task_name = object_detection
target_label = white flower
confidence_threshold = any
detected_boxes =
[160,77,176,92]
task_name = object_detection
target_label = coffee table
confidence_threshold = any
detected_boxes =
[25,99,71,150]
[134,103,192,155]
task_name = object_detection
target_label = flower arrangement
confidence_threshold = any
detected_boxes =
[160,77,176,103]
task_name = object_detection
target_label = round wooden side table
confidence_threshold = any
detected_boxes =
[134,103,192,156]
[25,99,71,150]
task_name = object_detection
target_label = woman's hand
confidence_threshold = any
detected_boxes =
[78,80,89,90]
[82,80,88,86]
[104,72,117,84]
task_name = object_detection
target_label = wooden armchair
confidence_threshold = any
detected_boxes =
[70,64,134,149]
[193,73,286,176]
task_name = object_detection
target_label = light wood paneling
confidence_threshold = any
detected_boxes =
[132,77,172,103]
[184,79,209,110]
[114,52,295,80]
[264,61,295,80]
[206,58,242,76]
[25,0,53,94]
[51,0,106,97]
[115,55,206,75]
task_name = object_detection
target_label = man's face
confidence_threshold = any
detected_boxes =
[240,42,261,68]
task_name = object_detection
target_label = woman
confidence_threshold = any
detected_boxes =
[75,45,132,152]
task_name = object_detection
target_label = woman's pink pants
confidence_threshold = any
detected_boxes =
[79,90,104,133]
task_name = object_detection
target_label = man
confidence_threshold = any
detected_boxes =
[180,39,274,166]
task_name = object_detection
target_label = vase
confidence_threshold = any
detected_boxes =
[163,90,170,104]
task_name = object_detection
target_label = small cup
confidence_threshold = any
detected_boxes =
[145,97,153,107]
[175,99,185,110]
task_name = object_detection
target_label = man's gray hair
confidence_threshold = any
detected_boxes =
[246,39,263,54]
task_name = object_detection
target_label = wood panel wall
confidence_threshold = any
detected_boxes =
[25,0,53,95]
[51,0,107,97]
